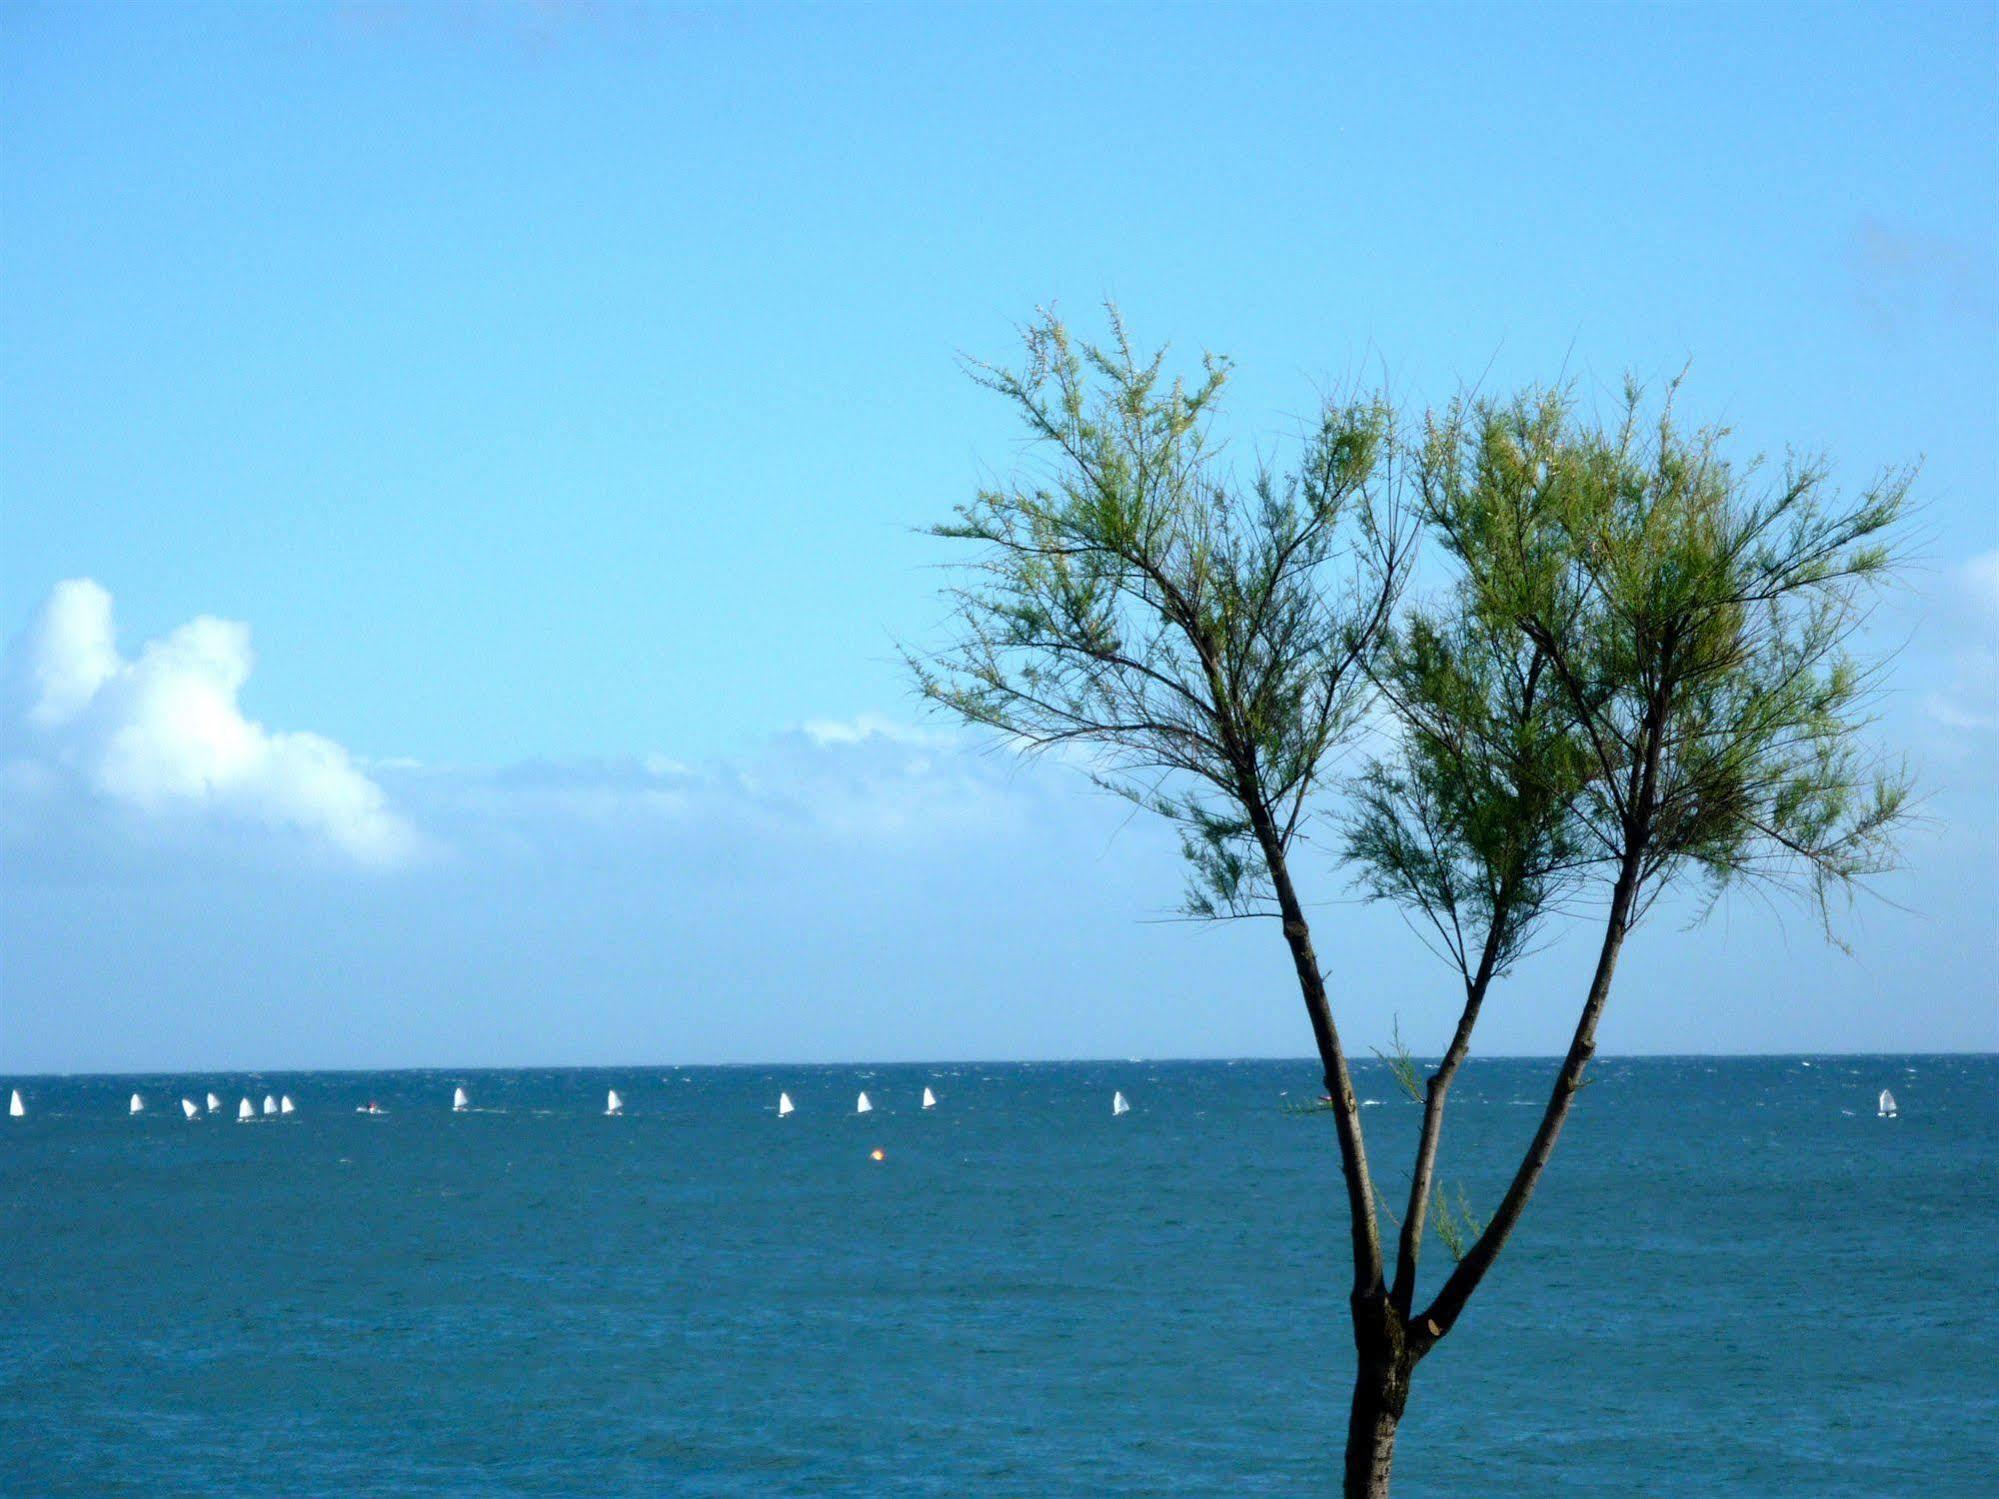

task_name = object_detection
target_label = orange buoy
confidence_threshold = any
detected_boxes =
[870,1148,885,1162]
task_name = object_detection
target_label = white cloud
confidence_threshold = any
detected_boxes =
[1961,550,1999,623]
[798,712,953,749]
[1919,549,1999,739]
[7,580,416,866]
[409,718,1036,855]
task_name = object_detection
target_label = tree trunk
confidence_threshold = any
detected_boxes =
[1344,1352,1411,1498]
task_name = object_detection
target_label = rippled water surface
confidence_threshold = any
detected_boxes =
[3,1057,1994,1495]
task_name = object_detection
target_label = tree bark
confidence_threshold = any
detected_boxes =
[1344,1344,1412,1499]
[1260,829,1384,1295]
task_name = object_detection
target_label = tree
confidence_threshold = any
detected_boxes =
[1377,384,1912,1362]
[914,313,1912,1497]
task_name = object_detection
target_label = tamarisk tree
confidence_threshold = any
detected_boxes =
[1341,385,1912,1492]
[914,312,1911,1497]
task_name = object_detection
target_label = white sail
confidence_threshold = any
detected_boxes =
[778,1092,794,1116]
[1113,1090,1130,1116]
[606,1089,624,1116]
[181,1098,199,1120]
[206,1093,222,1112]
[238,1098,254,1121]
[280,1095,295,1115]
[130,1093,144,1115]
[856,1091,872,1114]
[1878,1088,1897,1117]
[922,1087,936,1109]
[262,1094,278,1116]
[452,1086,469,1112]
[9,1089,23,1118]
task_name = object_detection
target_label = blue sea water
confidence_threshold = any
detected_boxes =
[2,1056,1993,1496]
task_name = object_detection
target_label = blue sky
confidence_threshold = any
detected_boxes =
[3,1,1994,1071]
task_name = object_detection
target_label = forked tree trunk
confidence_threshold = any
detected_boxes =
[1344,1349,1412,1498]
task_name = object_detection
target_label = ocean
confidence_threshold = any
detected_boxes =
[2,1057,1993,1496]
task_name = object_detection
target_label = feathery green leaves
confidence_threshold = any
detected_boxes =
[911,306,1411,918]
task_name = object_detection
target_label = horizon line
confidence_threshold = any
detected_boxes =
[6,1047,1993,1080]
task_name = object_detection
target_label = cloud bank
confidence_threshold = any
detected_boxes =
[5,580,416,865]
[2,584,1044,880]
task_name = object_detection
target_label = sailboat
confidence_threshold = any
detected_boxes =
[453,1086,470,1113]
[1113,1090,1130,1116]
[237,1098,255,1122]
[856,1091,872,1115]
[778,1092,794,1117]
[181,1098,200,1120]
[130,1093,145,1115]
[206,1093,222,1113]
[9,1089,24,1118]
[262,1095,278,1116]
[605,1089,624,1116]
[921,1087,936,1110]
[279,1095,295,1115]
[1878,1088,1898,1118]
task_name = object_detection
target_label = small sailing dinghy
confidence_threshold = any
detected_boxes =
[237,1098,255,1122]
[605,1089,624,1116]
[1113,1090,1130,1116]
[279,1095,295,1115]
[1878,1088,1898,1118]
[921,1087,936,1110]
[778,1092,794,1117]
[181,1098,200,1120]
[262,1095,278,1116]
[856,1091,872,1115]
[206,1093,222,1113]
[453,1086,469,1113]
[9,1089,24,1118]
[129,1093,144,1115]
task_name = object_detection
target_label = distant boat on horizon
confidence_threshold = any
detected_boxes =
[1878,1088,1898,1118]
[262,1095,277,1117]
[129,1093,144,1115]
[206,1093,222,1113]
[453,1086,469,1113]
[1113,1090,1130,1116]
[778,1092,794,1117]
[856,1091,872,1115]
[181,1098,199,1120]
[922,1087,936,1110]
[237,1098,254,1122]
[9,1089,23,1118]
[279,1095,295,1115]
[605,1089,624,1117]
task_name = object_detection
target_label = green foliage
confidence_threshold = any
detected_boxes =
[1430,1183,1486,1264]
[1347,592,1596,988]
[1372,1018,1424,1103]
[911,307,1410,917]
[1413,380,1913,932]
